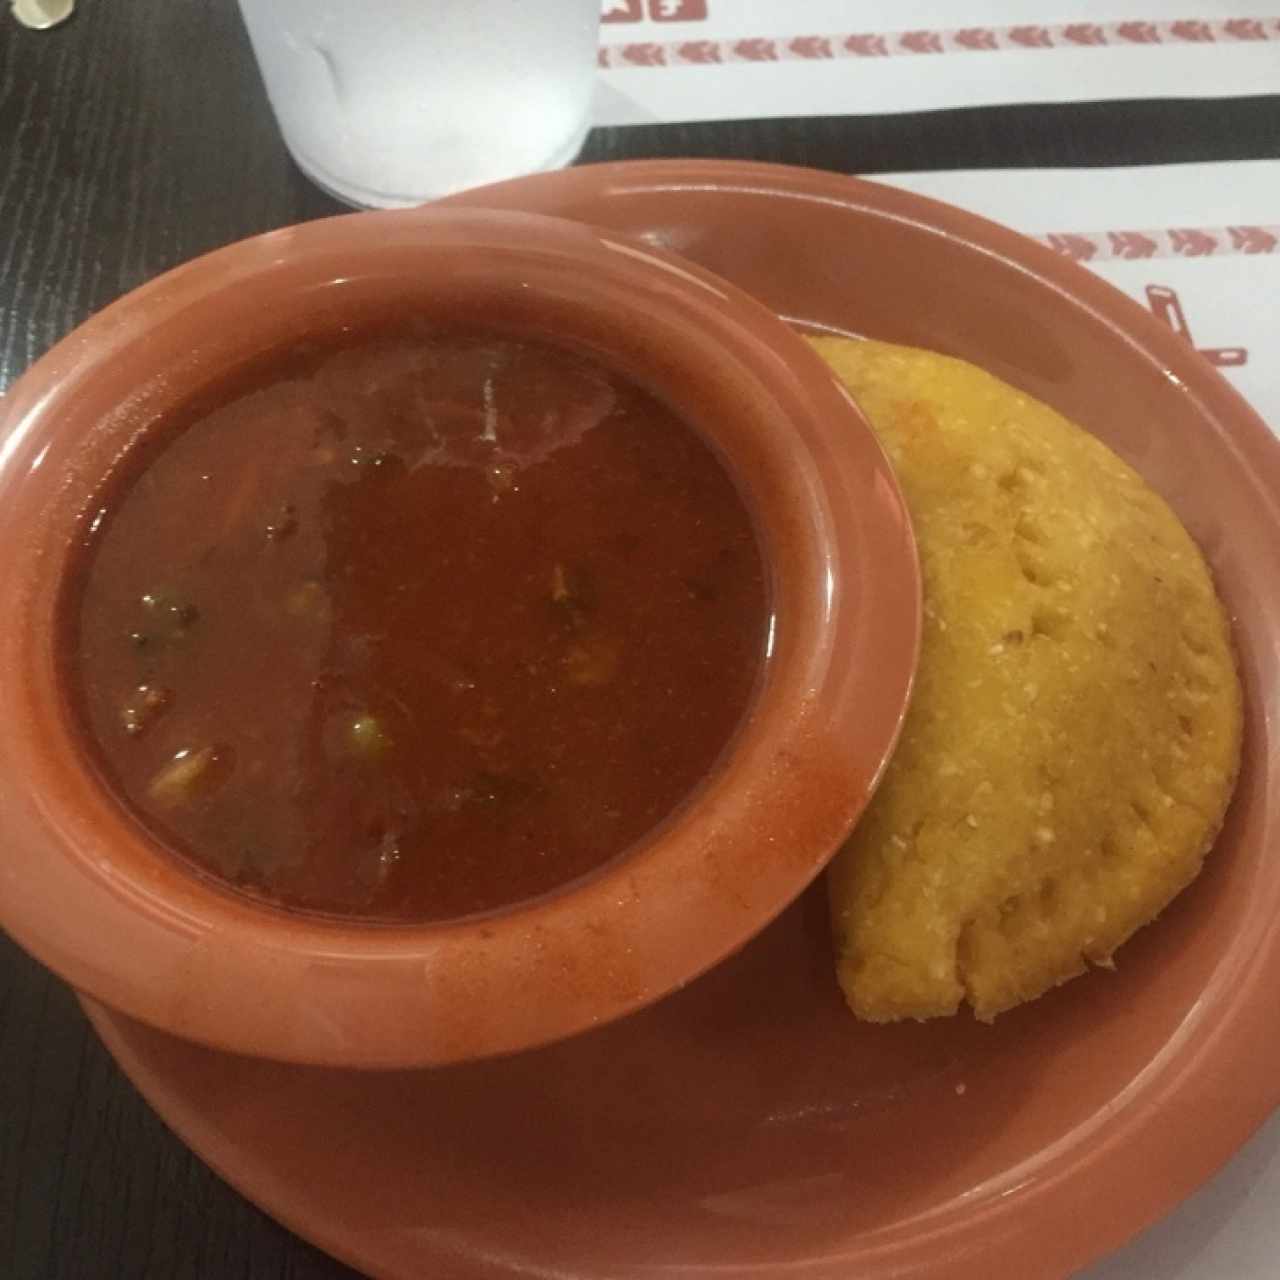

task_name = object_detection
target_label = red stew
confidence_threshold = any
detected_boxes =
[63,333,768,921]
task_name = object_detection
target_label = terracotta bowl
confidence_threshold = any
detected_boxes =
[0,206,918,1068]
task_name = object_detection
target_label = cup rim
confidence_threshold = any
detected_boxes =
[0,207,920,1067]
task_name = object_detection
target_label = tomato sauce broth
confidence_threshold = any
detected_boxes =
[62,332,769,921]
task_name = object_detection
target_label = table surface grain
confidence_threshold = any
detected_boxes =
[2,4,1278,1277]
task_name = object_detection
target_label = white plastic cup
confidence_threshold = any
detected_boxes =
[237,0,602,208]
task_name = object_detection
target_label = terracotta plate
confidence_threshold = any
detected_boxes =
[82,161,1280,1280]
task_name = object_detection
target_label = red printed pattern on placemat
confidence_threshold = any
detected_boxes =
[602,1,707,23]
[1041,225,1280,261]
[600,18,1280,66]
[1143,284,1247,367]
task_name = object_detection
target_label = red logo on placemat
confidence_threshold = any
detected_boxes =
[679,40,721,62]
[1146,285,1247,368]
[601,0,644,21]
[790,36,834,59]
[603,1,707,22]
[733,37,778,60]
[621,41,666,64]
[1009,26,1052,47]
[845,33,889,56]
[1116,21,1160,43]
[649,0,707,20]
[1229,226,1278,253]
[900,30,943,53]
[1063,23,1106,45]
[1108,231,1159,259]
[1046,233,1098,261]
[603,17,1280,69]
[1224,18,1267,40]
[954,28,998,51]
[1169,228,1218,257]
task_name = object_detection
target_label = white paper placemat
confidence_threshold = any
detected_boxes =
[877,160,1278,438]
[596,2,1280,124]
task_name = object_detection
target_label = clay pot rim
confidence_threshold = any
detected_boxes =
[0,205,920,1068]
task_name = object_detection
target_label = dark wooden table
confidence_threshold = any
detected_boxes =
[2,4,1278,1277]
